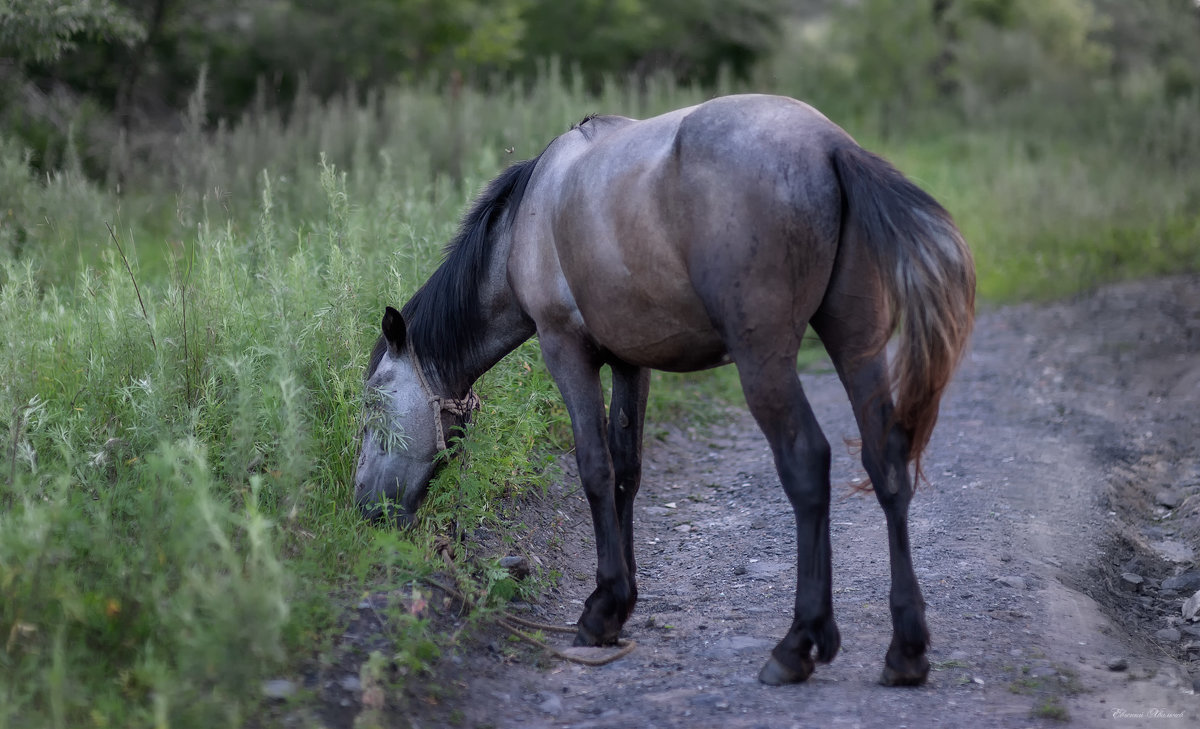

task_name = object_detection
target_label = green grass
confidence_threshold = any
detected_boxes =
[0,144,569,726]
[1008,663,1085,723]
[1033,697,1071,722]
[1,67,1198,727]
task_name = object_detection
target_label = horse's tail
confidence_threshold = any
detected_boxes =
[830,144,976,480]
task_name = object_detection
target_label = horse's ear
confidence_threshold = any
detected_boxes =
[381,306,406,356]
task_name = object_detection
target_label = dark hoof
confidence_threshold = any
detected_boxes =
[758,655,814,685]
[879,655,929,686]
[573,626,600,647]
[573,624,620,647]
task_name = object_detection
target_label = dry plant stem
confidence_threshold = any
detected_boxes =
[422,577,636,668]
[176,247,193,404]
[105,221,156,353]
[497,616,636,667]
[5,404,23,504]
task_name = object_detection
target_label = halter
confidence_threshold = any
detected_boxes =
[410,352,481,454]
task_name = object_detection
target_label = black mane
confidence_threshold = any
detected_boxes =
[367,154,541,389]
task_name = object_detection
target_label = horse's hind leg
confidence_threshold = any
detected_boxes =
[734,349,841,685]
[607,362,651,599]
[813,302,931,686]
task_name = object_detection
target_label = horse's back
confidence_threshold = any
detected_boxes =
[511,95,850,371]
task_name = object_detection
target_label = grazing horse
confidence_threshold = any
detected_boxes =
[355,94,975,686]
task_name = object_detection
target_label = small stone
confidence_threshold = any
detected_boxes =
[689,693,731,709]
[1155,490,1182,509]
[262,679,297,700]
[733,565,747,576]
[1182,625,1200,639]
[499,555,532,580]
[700,636,772,657]
[339,675,362,692]
[1106,657,1129,672]
[1155,628,1182,642]
[1162,571,1200,593]
[996,575,1027,590]
[536,691,563,716]
[1151,538,1195,565]
[1120,573,1144,592]
[1184,589,1200,622]
[674,524,692,533]
[1029,663,1057,678]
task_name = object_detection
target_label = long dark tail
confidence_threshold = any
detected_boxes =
[830,144,976,479]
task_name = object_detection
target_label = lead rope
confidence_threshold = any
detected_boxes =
[424,577,636,667]
[497,615,636,667]
[409,352,481,453]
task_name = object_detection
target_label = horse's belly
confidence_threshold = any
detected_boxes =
[577,297,728,372]
[607,328,729,371]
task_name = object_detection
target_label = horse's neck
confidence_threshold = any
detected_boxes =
[443,233,535,397]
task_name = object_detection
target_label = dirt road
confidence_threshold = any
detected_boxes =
[358,276,1200,728]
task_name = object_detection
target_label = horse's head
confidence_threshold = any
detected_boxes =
[353,306,443,527]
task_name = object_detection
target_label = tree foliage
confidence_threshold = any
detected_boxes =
[0,0,144,65]
[829,0,1110,106]
[3,0,1198,175]
[6,0,783,121]
[770,0,1199,130]
[519,0,784,83]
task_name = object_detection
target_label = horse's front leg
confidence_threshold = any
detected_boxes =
[607,361,651,602]
[540,336,635,646]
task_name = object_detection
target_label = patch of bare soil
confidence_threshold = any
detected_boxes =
[292,275,1200,728]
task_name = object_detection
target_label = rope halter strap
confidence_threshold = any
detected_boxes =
[410,352,480,454]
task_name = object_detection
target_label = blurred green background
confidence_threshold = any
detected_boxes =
[1,2,1198,727]
[4,1,1198,295]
